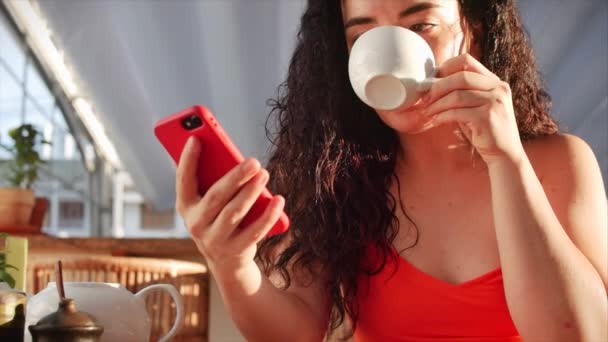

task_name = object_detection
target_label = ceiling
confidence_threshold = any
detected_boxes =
[32,0,607,209]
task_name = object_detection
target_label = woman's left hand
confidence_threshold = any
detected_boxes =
[421,53,525,166]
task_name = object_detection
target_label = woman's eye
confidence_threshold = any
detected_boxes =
[351,23,434,45]
[410,23,435,32]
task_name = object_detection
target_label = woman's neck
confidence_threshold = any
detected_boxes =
[396,123,483,180]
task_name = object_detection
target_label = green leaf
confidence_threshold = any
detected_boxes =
[0,270,16,288]
[0,259,19,270]
[2,123,47,188]
[2,264,18,271]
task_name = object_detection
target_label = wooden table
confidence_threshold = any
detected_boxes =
[25,235,204,263]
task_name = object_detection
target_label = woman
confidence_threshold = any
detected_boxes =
[176,0,607,341]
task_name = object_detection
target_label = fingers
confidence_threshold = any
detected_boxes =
[175,137,202,212]
[232,195,286,249]
[417,55,507,130]
[435,53,499,79]
[173,137,284,264]
[177,139,262,239]
[429,105,486,127]
[192,157,262,228]
[422,89,492,118]
[422,71,499,105]
[209,169,270,241]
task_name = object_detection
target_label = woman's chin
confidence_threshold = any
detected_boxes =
[377,105,434,135]
[384,114,435,135]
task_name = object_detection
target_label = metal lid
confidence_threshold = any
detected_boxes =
[28,298,103,335]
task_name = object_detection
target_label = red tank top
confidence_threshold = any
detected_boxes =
[354,246,521,341]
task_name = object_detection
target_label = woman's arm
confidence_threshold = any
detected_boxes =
[176,138,329,341]
[421,53,607,341]
[489,133,607,341]
[211,259,330,342]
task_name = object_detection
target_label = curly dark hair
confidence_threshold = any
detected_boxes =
[257,0,559,338]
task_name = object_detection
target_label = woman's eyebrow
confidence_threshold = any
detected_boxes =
[398,2,441,19]
[344,2,441,30]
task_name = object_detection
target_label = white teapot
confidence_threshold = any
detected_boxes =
[25,282,184,342]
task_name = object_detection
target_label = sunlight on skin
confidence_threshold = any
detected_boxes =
[447,129,471,150]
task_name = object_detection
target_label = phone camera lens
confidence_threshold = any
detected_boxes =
[181,114,203,130]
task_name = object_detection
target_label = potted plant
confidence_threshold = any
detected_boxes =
[0,124,50,227]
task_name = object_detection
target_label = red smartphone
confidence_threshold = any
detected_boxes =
[154,105,289,237]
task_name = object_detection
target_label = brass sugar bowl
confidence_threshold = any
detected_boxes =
[29,297,103,342]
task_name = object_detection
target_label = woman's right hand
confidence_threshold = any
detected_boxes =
[175,137,285,275]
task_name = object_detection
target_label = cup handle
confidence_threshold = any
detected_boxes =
[135,284,184,342]
[417,77,438,92]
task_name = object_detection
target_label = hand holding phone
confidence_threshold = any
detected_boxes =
[154,105,289,262]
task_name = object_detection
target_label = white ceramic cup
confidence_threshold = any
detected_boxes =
[348,25,436,110]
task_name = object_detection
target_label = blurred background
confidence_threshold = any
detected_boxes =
[0,1,605,340]
[0,0,606,239]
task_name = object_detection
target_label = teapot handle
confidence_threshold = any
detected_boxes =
[135,284,184,342]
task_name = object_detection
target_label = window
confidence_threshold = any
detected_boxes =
[0,11,93,235]
[58,200,84,228]
[1,4,186,238]
[0,67,22,159]
[0,12,26,79]
[141,204,175,229]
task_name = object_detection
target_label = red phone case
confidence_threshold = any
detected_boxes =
[154,105,289,237]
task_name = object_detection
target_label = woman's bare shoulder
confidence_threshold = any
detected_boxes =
[524,132,606,232]
[524,132,602,182]
[523,132,606,231]
[524,134,607,286]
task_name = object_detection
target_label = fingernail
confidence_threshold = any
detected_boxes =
[270,194,284,209]
[258,169,269,183]
[187,136,199,149]
[275,195,285,208]
[243,158,260,173]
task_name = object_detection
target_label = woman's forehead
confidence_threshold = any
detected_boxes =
[341,0,460,27]
[341,0,455,19]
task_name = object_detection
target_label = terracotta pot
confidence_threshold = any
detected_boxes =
[0,188,35,226]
